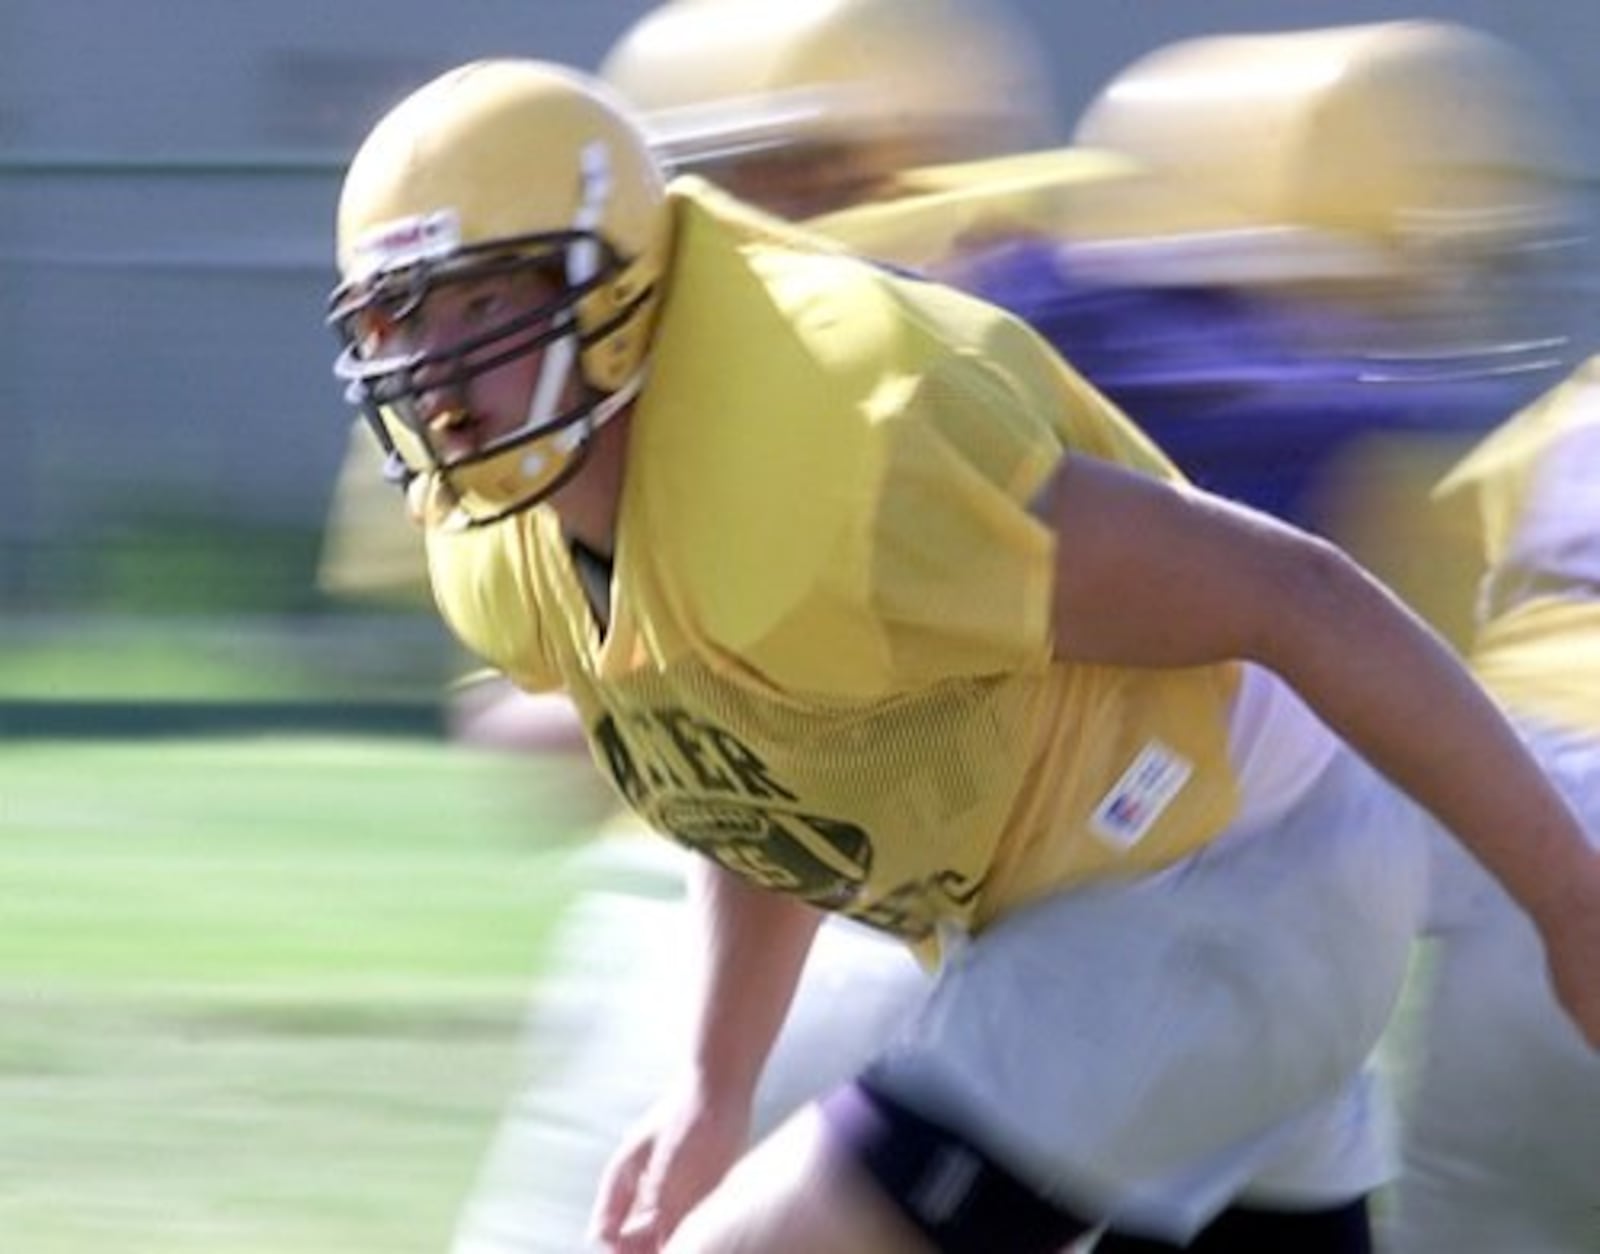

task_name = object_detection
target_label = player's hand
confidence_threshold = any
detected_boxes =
[1534,853,1600,1050]
[588,1073,751,1253]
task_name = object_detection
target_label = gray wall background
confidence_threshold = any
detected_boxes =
[2,2,1597,610]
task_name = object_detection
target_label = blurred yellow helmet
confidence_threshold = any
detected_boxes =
[1069,21,1589,370]
[330,59,670,525]
[1073,20,1585,270]
[599,0,1052,214]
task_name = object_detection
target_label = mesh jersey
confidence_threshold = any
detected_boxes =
[424,179,1256,950]
[1437,354,1600,738]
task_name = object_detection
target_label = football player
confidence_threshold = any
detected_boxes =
[1386,356,1600,1254]
[326,58,1600,1254]
[341,14,1589,1252]
[389,5,1054,1250]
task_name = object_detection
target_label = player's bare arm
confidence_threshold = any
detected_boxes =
[682,858,826,1100]
[1032,453,1600,1046]
[591,857,823,1251]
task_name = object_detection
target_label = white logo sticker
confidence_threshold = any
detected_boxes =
[1090,740,1193,851]
[350,208,462,281]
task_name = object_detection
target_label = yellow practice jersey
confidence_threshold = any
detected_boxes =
[424,179,1255,953]
[1437,354,1600,738]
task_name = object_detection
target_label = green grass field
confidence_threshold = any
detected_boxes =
[1,734,597,1254]
[5,728,1587,1252]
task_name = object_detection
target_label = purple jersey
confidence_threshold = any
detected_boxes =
[946,238,1539,533]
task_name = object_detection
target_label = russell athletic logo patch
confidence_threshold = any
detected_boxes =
[1090,740,1193,851]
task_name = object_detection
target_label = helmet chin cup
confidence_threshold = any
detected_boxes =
[360,359,601,526]
[430,363,645,526]
[438,417,595,526]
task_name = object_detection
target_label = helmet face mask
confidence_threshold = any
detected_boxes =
[330,60,670,525]
[330,229,636,523]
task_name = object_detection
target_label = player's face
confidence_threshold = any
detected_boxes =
[356,266,567,465]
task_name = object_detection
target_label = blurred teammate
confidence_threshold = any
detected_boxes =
[326,56,1600,1254]
[940,20,1587,648]
[1382,356,1600,1254]
[601,0,1053,221]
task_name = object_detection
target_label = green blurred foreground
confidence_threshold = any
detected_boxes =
[0,736,592,1253]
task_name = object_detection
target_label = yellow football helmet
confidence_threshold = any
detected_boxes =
[329,59,670,525]
[1075,21,1582,248]
[599,0,1052,217]
[1071,21,1588,372]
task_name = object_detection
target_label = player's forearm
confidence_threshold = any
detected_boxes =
[1259,542,1594,923]
[682,856,824,1102]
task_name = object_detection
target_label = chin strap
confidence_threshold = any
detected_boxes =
[587,366,646,433]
